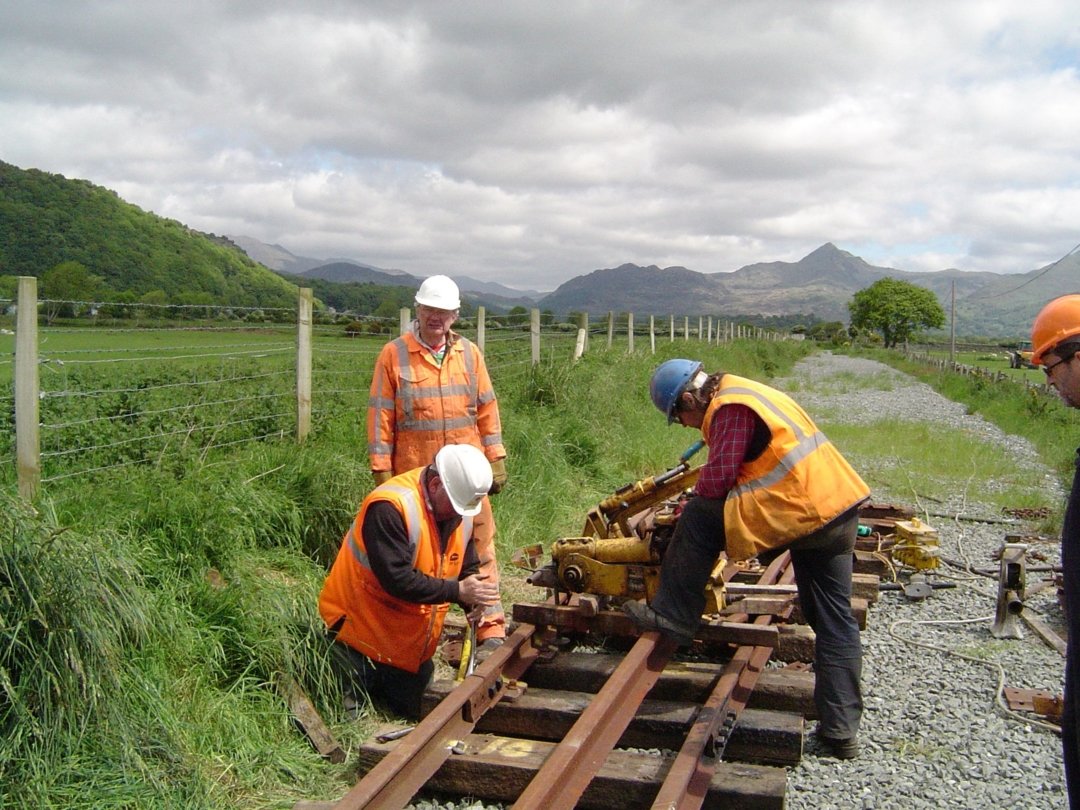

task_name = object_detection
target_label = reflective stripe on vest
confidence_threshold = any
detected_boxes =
[393,337,479,433]
[720,385,832,501]
[346,478,474,570]
[367,330,506,473]
[346,478,423,568]
[703,375,870,560]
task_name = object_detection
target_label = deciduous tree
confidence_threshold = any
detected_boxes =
[848,278,945,348]
[42,260,104,323]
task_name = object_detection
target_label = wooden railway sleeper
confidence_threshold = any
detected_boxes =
[510,630,679,810]
[510,552,797,810]
[332,622,540,810]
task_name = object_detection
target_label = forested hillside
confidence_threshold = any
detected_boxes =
[0,161,297,309]
[274,271,424,318]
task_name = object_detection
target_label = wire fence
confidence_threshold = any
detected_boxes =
[2,282,787,497]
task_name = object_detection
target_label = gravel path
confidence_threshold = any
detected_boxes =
[781,352,1067,810]
[409,352,1070,810]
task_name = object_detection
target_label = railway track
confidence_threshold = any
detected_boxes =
[300,548,883,810]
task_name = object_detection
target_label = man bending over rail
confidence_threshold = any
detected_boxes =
[624,358,871,759]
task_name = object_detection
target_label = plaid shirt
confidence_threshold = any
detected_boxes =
[693,403,758,499]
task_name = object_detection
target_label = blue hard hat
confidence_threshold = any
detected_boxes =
[649,359,703,424]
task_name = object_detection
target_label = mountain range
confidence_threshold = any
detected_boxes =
[232,235,1079,337]
[229,235,546,301]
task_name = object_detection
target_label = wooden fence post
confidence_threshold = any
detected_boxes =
[296,288,313,443]
[579,311,589,354]
[698,317,703,342]
[399,307,410,335]
[15,276,40,500]
[707,316,713,343]
[627,313,634,353]
[531,308,540,365]
[649,315,656,354]
[573,325,587,361]
[669,315,675,342]
[477,306,486,353]
[607,311,614,349]
[683,316,689,341]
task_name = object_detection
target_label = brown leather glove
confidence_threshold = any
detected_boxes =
[372,470,393,485]
[488,458,508,495]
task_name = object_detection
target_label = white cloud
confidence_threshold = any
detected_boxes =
[2,0,1079,290]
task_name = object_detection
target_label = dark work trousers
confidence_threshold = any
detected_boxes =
[651,496,864,740]
[1061,447,1080,808]
[326,634,434,721]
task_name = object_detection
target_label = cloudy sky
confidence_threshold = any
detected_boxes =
[2,1,1079,291]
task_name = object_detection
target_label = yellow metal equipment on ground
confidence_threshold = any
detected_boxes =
[891,517,940,570]
[517,441,729,612]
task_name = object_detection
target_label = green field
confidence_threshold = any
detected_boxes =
[0,320,584,487]
[920,346,1045,381]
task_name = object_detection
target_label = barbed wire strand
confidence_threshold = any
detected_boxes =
[36,341,295,356]
[42,412,292,459]
[38,298,298,313]
[39,428,290,483]
[40,346,292,367]
[41,369,293,399]
[42,391,290,430]
[40,324,295,335]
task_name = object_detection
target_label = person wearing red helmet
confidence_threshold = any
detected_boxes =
[626,358,871,759]
[1031,295,1080,806]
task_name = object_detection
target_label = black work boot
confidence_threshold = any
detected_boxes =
[816,732,860,760]
[622,600,697,645]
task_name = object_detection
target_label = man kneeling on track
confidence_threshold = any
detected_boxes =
[624,358,871,759]
[319,444,499,720]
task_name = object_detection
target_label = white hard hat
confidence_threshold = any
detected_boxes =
[415,275,461,310]
[434,444,492,516]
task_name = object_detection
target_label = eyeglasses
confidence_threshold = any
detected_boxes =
[1043,356,1072,376]
[417,305,457,320]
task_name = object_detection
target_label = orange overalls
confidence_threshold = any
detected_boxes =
[367,328,506,640]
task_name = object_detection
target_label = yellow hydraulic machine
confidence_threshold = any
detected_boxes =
[517,441,730,613]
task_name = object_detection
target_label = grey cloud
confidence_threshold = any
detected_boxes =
[1,0,1079,289]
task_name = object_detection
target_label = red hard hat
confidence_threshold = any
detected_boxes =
[1031,295,1080,365]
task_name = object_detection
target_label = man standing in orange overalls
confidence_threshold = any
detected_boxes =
[367,274,508,649]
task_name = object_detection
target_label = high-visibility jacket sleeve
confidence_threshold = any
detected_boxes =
[473,349,506,463]
[367,341,399,473]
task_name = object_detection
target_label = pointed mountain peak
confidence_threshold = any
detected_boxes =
[806,242,850,260]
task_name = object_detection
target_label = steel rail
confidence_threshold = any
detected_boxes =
[653,552,797,809]
[511,552,796,808]
[332,622,539,810]
[510,630,679,810]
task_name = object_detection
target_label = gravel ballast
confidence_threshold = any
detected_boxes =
[782,352,1066,810]
[409,352,1070,809]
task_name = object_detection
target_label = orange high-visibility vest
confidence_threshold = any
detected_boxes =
[367,330,505,474]
[318,468,474,673]
[701,375,870,561]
